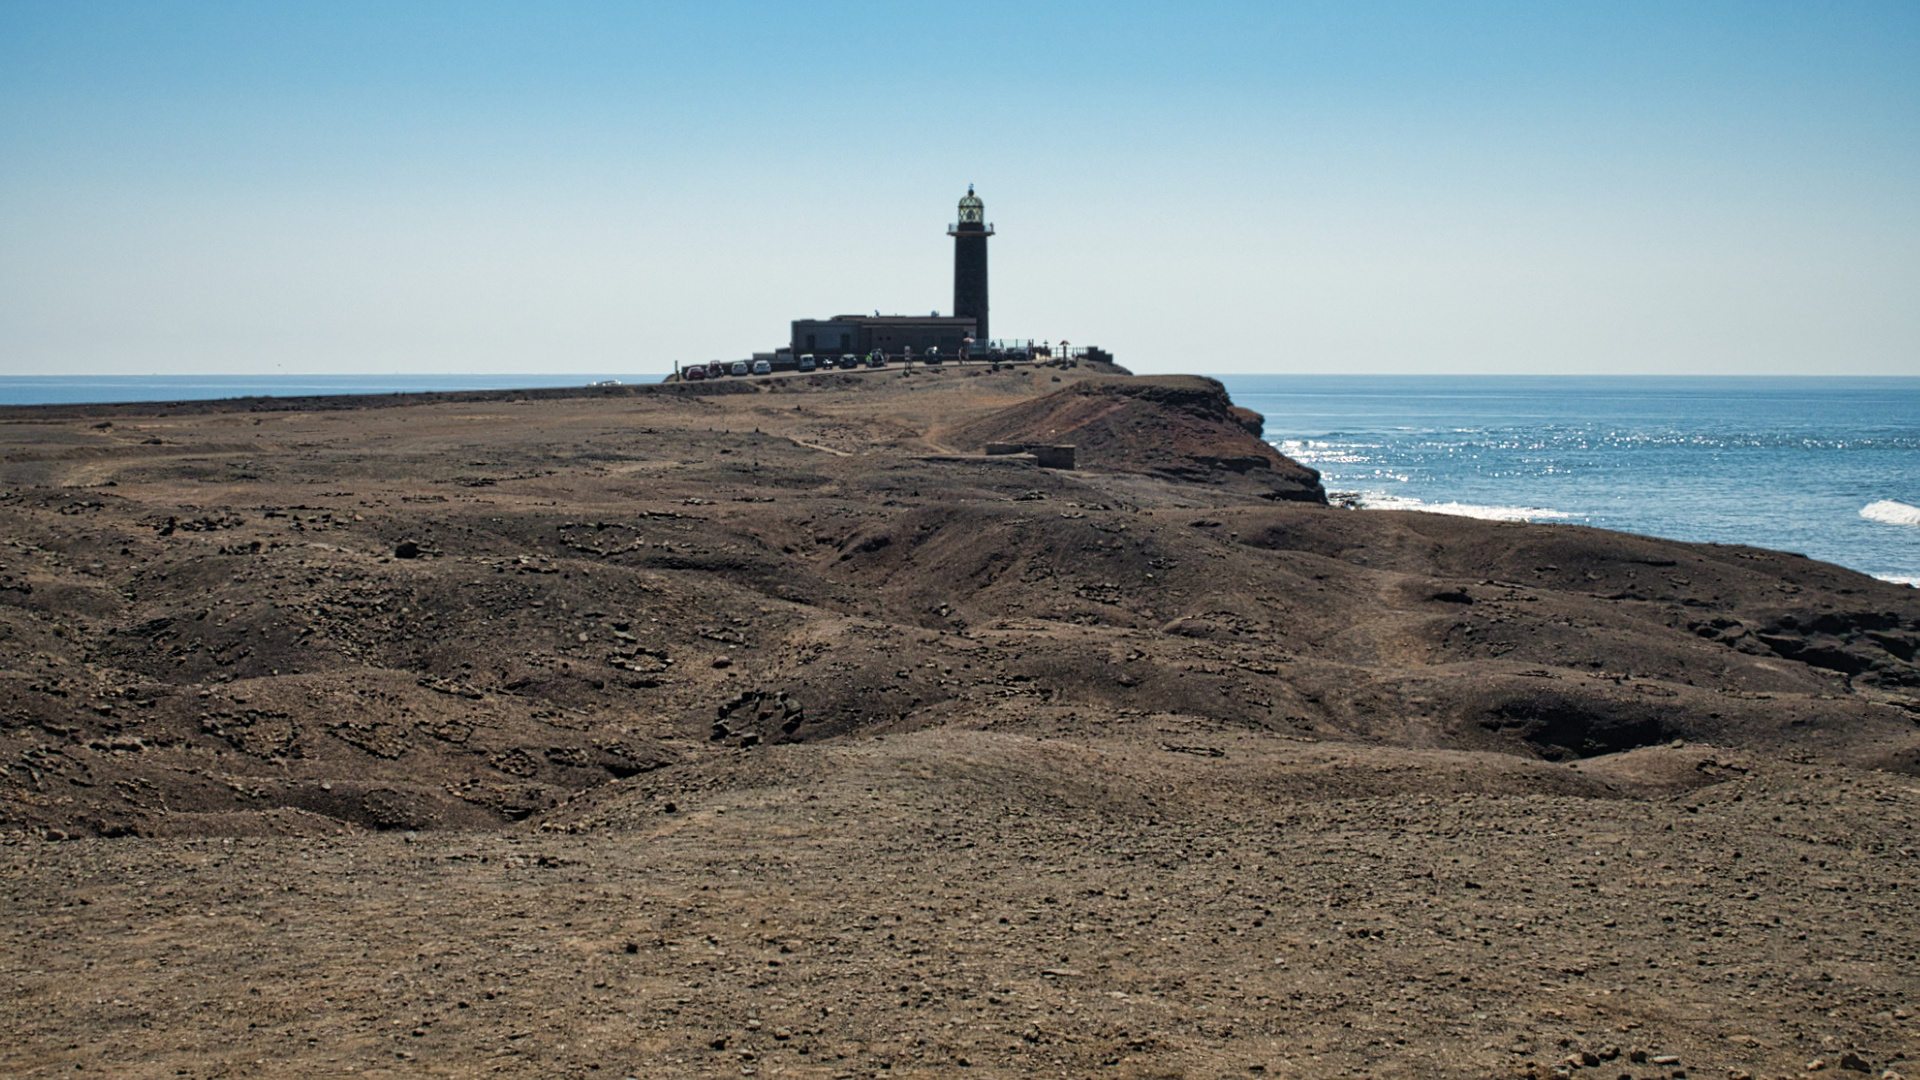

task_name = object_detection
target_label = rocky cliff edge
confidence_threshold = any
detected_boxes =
[946,375,1326,503]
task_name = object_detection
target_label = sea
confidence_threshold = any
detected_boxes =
[0,374,641,406]
[1221,375,1920,588]
[2,372,1916,587]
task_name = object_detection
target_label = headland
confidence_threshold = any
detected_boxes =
[2,363,1917,1078]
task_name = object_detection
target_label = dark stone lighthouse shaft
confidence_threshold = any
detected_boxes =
[950,186,992,344]
[953,232,988,341]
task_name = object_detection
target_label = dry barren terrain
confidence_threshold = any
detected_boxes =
[2,362,1917,1078]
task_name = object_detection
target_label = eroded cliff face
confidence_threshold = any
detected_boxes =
[946,375,1327,503]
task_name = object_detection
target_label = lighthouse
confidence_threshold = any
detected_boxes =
[948,186,993,344]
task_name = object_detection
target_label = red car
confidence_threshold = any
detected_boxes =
[682,365,706,381]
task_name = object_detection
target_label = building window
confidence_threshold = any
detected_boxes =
[805,334,816,349]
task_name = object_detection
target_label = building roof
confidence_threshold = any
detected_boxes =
[822,315,976,325]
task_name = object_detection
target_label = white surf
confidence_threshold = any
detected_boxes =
[1861,499,1920,527]
[1343,491,1577,524]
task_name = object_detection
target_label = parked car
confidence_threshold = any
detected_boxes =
[1005,347,1030,362]
[683,365,706,381]
[730,361,750,376]
[752,359,772,375]
[705,361,725,378]
[840,354,864,370]
[866,352,886,368]
[798,354,816,372]
[923,347,942,365]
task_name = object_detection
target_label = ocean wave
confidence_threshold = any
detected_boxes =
[1274,438,1378,466]
[1335,491,1577,523]
[1861,500,1920,527]
[1873,575,1920,588]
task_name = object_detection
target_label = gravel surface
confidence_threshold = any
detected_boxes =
[2,365,1917,1078]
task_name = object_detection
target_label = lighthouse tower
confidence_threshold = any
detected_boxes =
[948,186,993,343]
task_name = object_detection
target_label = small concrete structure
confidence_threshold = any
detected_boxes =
[985,443,1075,469]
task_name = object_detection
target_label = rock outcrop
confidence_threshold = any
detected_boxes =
[948,375,1326,502]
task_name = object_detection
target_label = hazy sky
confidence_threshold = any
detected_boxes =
[2,1,1916,377]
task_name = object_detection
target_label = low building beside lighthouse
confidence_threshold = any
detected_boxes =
[788,188,994,358]
[754,187,1107,369]
[789,314,977,358]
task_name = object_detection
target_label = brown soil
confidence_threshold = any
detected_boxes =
[2,361,1917,1078]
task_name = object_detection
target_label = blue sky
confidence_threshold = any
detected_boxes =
[1,1,1915,376]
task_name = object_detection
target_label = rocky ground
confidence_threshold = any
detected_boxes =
[2,361,1917,1078]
